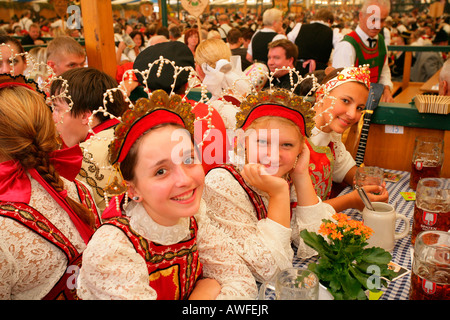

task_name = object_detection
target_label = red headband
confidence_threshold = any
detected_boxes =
[0,82,36,91]
[240,104,307,137]
[115,109,186,164]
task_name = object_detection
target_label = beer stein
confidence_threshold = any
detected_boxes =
[410,136,444,190]
[409,231,450,300]
[362,202,410,252]
[411,178,450,245]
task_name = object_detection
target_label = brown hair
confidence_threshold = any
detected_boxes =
[0,86,95,227]
[184,28,199,46]
[268,39,299,61]
[320,67,344,85]
[0,35,26,62]
[50,67,126,122]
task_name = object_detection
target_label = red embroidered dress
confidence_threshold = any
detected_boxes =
[0,180,99,300]
[307,139,336,201]
[103,215,203,300]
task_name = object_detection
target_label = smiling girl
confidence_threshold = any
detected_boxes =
[308,66,389,211]
[77,90,257,300]
[202,90,336,283]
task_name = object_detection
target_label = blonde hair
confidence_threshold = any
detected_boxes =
[262,8,283,27]
[46,36,85,62]
[245,115,304,142]
[0,86,95,227]
[195,38,231,69]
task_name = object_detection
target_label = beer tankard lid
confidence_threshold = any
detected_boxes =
[413,136,444,162]
[416,178,450,205]
[414,230,450,266]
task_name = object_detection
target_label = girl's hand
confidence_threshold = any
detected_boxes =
[290,142,311,183]
[353,185,389,211]
[188,278,221,300]
[241,163,289,197]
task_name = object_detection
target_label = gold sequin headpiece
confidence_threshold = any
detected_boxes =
[109,90,195,164]
[236,89,316,137]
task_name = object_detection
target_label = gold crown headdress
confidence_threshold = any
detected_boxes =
[236,88,316,137]
[82,56,215,213]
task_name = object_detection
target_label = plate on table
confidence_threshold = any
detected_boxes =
[319,284,334,300]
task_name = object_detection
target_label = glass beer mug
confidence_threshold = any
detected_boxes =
[409,136,444,190]
[409,231,450,300]
[411,178,450,245]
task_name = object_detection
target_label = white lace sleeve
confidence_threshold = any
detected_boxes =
[0,177,87,300]
[77,225,158,300]
[330,133,356,183]
[290,193,335,259]
[203,168,293,283]
[195,206,258,299]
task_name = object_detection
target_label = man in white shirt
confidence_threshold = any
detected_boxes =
[217,14,232,42]
[19,10,33,32]
[246,8,287,65]
[287,8,343,76]
[332,0,394,102]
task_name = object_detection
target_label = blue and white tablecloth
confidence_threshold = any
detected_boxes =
[292,169,416,300]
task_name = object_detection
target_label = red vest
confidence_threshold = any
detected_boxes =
[104,216,203,300]
[307,139,335,201]
[0,181,100,300]
[343,31,387,83]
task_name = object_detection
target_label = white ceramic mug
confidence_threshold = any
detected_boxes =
[362,202,410,252]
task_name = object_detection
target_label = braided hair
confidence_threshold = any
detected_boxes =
[0,85,95,227]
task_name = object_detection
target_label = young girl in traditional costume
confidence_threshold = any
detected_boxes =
[0,79,100,300]
[307,66,389,212]
[77,89,257,300]
[202,89,336,283]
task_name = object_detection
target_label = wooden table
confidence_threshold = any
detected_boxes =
[393,82,424,104]
[420,67,441,94]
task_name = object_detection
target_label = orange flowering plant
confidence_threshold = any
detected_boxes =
[300,213,396,300]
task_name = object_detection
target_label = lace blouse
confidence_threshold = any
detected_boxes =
[0,176,88,300]
[309,127,356,183]
[77,200,258,300]
[203,167,335,283]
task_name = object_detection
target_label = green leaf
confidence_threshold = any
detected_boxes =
[361,247,392,265]
[349,265,371,289]
[300,229,336,259]
[339,272,365,299]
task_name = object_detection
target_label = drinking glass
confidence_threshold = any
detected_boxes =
[354,166,384,188]
[411,178,450,245]
[275,268,319,300]
[410,136,444,190]
[259,268,319,300]
[409,231,450,300]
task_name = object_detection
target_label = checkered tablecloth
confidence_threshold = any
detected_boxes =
[292,169,417,300]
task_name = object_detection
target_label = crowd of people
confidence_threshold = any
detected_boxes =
[0,0,449,300]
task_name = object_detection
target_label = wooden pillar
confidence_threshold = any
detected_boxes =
[401,51,412,90]
[80,0,116,78]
